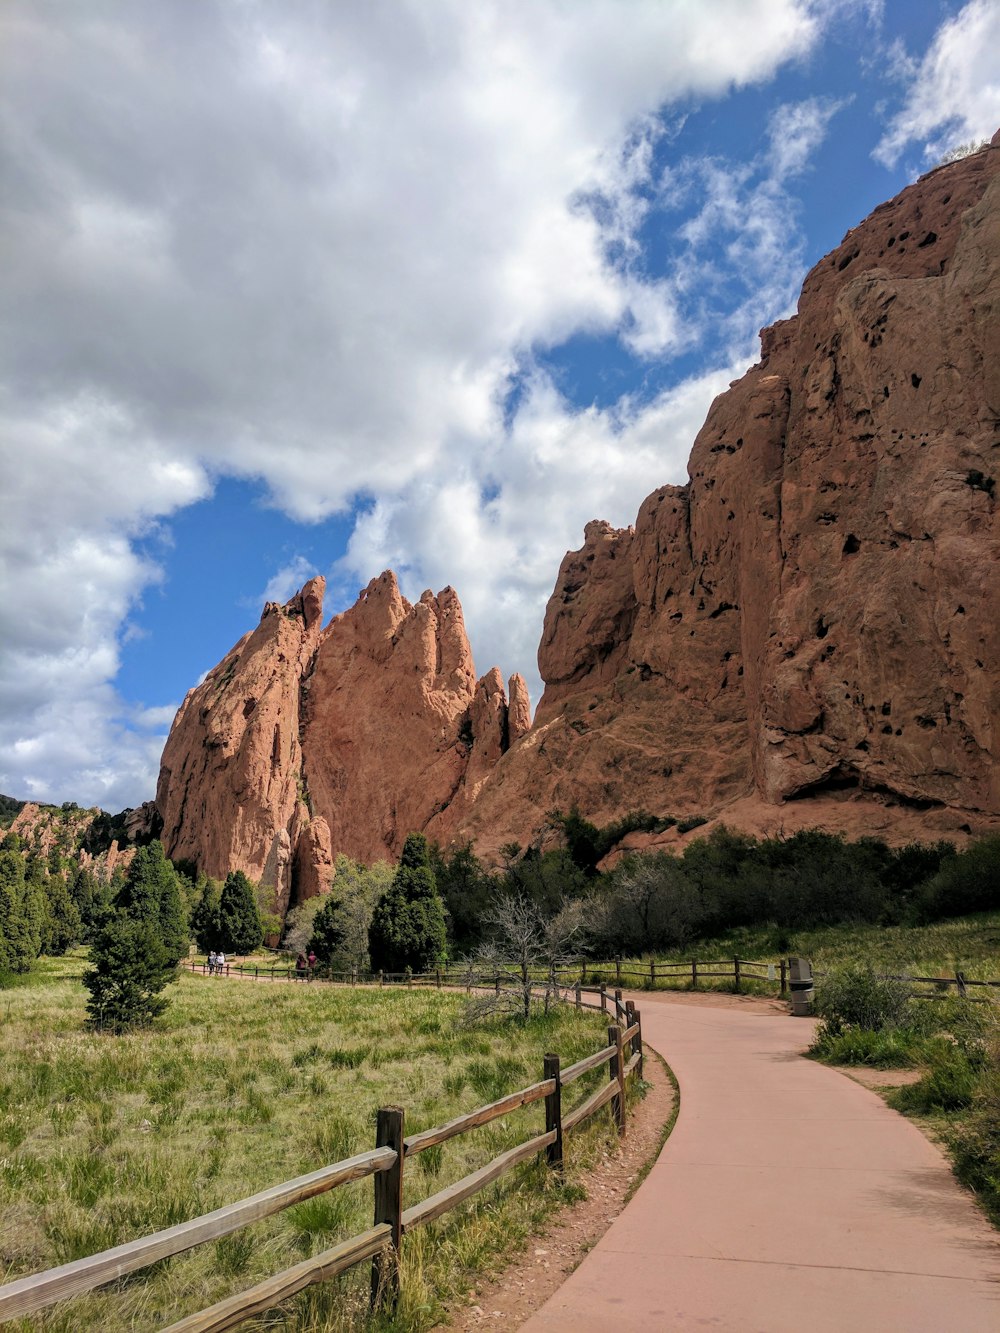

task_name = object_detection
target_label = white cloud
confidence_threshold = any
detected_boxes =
[254,556,321,609]
[768,96,851,179]
[874,0,1000,167]
[0,0,827,807]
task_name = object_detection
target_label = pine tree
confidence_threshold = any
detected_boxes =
[117,841,188,966]
[84,917,174,1031]
[218,871,262,955]
[41,873,81,955]
[190,878,223,953]
[0,850,42,974]
[308,894,346,968]
[368,833,447,973]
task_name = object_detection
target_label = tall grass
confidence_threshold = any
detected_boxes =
[0,953,625,1330]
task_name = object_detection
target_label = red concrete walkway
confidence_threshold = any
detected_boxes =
[521,992,1000,1332]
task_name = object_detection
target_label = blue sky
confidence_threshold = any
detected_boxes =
[2,0,999,810]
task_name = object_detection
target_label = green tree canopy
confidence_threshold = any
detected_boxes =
[218,870,263,955]
[117,841,188,966]
[190,878,223,953]
[368,832,447,973]
[308,894,346,967]
[83,917,174,1031]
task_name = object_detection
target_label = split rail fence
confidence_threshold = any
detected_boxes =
[194,956,1000,1001]
[0,991,643,1332]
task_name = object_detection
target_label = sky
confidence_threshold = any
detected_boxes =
[2,0,999,813]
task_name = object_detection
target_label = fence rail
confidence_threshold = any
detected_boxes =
[0,991,643,1331]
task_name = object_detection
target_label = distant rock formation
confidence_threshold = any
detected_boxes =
[156,136,1000,897]
[155,573,528,911]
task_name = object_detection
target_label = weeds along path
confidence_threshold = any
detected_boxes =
[519,991,1000,1333]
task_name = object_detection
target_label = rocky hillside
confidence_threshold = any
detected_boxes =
[155,135,1000,901]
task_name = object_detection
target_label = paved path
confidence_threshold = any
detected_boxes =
[521,993,1000,1332]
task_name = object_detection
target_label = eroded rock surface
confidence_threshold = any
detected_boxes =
[156,143,1000,890]
[456,142,1000,857]
[155,573,526,905]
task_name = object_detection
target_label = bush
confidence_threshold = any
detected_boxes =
[891,1049,979,1113]
[915,836,1000,921]
[811,1025,921,1068]
[948,1038,1000,1223]
[814,962,913,1036]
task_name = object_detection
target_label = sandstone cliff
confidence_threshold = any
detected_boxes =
[156,139,1000,889]
[455,137,1000,857]
[155,572,527,908]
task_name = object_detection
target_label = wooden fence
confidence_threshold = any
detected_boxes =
[193,955,1000,1004]
[0,992,643,1331]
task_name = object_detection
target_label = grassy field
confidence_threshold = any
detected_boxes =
[588,912,1000,996]
[0,954,627,1331]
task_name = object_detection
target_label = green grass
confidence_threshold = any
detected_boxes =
[0,952,630,1331]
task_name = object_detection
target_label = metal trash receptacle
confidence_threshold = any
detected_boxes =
[788,956,814,1016]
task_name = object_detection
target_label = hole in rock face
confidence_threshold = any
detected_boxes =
[816,616,829,639]
[911,373,922,388]
[918,231,938,248]
[842,534,861,555]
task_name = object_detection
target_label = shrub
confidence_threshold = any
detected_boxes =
[811,1025,921,1068]
[947,1037,1000,1224]
[891,1049,979,1113]
[814,962,913,1036]
[915,836,1000,921]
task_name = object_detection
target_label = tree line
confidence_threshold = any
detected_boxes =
[4,809,999,1031]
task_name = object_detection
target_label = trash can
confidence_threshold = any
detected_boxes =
[788,957,814,1017]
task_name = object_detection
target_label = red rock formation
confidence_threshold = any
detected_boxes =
[456,141,1000,857]
[155,571,527,905]
[156,142,1000,888]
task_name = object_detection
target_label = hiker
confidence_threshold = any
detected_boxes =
[307,950,317,979]
[216,950,226,975]
[208,950,217,975]
[295,951,307,980]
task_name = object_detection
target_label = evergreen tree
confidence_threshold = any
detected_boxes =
[0,851,25,973]
[368,833,447,973]
[190,878,223,953]
[83,917,173,1031]
[308,894,346,967]
[69,865,97,935]
[117,841,188,966]
[218,870,263,955]
[41,873,81,955]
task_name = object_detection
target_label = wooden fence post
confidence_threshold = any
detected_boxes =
[615,956,622,986]
[608,1025,626,1137]
[733,958,741,993]
[691,959,698,989]
[956,971,968,999]
[634,1008,644,1080]
[650,959,656,990]
[779,958,787,997]
[371,1107,404,1308]
[378,970,384,988]
[614,987,623,1021]
[436,969,441,989]
[543,1054,563,1174]
[495,972,501,996]
[599,983,607,1013]
[575,981,582,1010]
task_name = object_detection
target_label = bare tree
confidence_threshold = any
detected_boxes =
[466,894,581,1021]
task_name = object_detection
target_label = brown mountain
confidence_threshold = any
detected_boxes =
[155,136,1000,903]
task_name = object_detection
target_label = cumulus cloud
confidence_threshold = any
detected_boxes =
[874,0,1000,167]
[0,0,828,806]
